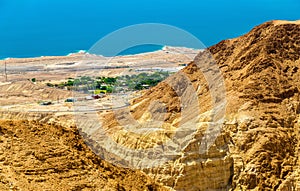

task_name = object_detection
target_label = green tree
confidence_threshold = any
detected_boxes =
[104,77,116,85]
[66,80,74,86]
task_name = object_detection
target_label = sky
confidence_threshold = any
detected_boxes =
[0,0,299,58]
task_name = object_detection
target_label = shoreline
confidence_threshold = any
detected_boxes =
[0,50,88,61]
[0,46,200,61]
[0,46,164,61]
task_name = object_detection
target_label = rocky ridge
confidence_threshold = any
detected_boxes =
[90,20,300,190]
[0,119,167,191]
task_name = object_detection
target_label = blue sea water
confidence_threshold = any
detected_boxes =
[0,0,299,59]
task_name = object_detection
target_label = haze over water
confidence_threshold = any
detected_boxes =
[0,0,299,59]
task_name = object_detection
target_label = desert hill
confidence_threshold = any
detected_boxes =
[0,119,167,190]
[91,20,300,190]
[207,20,300,190]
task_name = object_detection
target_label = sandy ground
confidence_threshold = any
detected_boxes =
[0,47,199,82]
[0,47,198,115]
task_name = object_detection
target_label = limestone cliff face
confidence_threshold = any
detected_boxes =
[94,51,232,190]
[208,20,300,190]
[92,20,300,190]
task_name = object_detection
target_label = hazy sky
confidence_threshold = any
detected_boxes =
[0,0,299,57]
